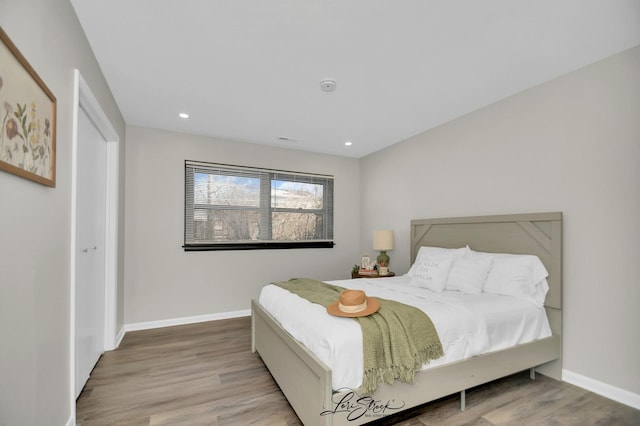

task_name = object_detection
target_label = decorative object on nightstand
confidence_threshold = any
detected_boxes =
[373,229,394,275]
[357,254,377,276]
[360,254,373,270]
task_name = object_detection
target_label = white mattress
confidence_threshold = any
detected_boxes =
[258,275,552,391]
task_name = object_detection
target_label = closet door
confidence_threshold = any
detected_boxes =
[75,106,107,398]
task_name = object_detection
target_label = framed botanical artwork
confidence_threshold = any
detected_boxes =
[0,26,56,187]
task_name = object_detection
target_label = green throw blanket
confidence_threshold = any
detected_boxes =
[272,278,444,395]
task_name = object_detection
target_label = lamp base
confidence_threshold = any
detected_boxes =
[377,250,390,269]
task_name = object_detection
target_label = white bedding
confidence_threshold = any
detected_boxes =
[258,275,552,391]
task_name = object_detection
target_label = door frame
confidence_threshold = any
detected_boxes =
[69,70,120,417]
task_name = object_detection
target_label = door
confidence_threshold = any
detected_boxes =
[75,106,107,398]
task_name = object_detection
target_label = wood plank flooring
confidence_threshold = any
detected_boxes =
[76,317,640,425]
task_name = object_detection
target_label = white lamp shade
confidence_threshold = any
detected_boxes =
[373,230,394,251]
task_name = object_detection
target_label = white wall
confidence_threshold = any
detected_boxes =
[360,46,640,396]
[124,126,360,324]
[0,1,126,424]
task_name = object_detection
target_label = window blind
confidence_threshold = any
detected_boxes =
[184,160,334,251]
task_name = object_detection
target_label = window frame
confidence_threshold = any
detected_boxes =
[184,160,334,251]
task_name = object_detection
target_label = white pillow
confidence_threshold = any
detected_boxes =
[487,277,550,307]
[445,250,493,294]
[407,255,454,292]
[407,246,467,292]
[412,245,468,264]
[482,253,549,305]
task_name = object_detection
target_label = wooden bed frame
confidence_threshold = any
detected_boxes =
[252,212,562,425]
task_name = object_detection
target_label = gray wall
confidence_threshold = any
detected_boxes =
[0,1,636,421]
[359,46,640,395]
[0,0,126,424]
[124,126,360,324]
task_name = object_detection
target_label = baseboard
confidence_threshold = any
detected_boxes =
[563,369,640,410]
[114,325,126,347]
[124,309,251,332]
[65,414,75,426]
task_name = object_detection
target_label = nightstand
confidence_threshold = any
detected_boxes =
[351,271,395,279]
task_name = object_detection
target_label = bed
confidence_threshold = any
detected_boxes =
[251,212,562,425]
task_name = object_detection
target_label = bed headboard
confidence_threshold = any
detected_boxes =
[410,212,562,310]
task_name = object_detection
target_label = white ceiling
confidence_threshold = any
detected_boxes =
[71,0,640,158]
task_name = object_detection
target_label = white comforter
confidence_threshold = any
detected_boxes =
[258,275,552,391]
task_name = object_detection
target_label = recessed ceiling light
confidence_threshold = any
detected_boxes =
[178,112,190,119]
[345,141,352,146]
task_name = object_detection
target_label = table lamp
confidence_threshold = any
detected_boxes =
[373,230,394,275]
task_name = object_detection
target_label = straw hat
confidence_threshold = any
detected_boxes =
[327,289,380,317]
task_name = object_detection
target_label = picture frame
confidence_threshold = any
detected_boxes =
[360,255,372,270]
[0,26,56,187]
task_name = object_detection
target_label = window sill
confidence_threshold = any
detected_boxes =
[183,241,335,251]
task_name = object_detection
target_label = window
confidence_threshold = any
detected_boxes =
[184,160,334,251]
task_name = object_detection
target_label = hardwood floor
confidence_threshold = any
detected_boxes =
[76,317,639,425]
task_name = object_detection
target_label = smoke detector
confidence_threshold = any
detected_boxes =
[320,79,336,92]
